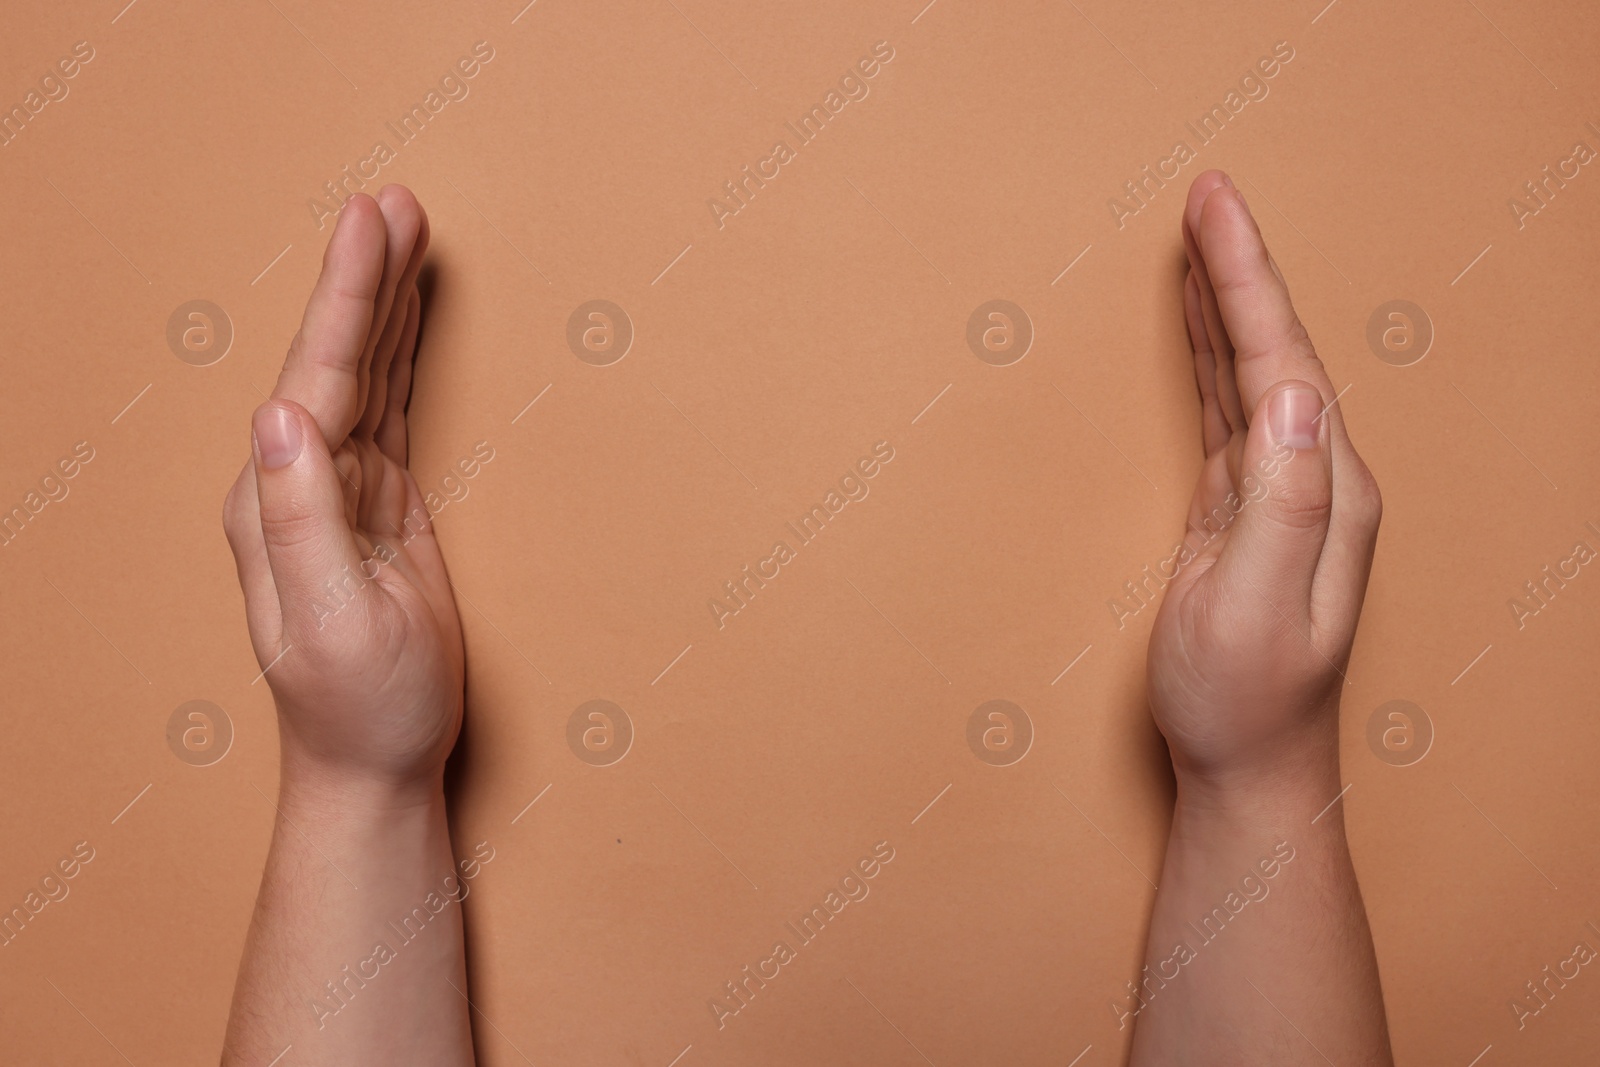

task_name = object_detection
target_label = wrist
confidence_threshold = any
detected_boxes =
[1173,771,1342,842]
[1171,739,1344,834]
[276,751,447,826]
[1163,748,1364,951]
[1167,701,1344,822]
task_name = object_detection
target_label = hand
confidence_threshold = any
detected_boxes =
[222,187,464,798]
[1146,170,1383,800]
[1130,173,1393,1063]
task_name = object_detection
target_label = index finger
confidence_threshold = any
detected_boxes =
[1194,178,1382,637]
[271,194,388,447]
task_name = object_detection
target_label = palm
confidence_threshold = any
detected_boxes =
[1147,441,1295,776]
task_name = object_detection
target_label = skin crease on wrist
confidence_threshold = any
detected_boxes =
[217,173,1391,1065]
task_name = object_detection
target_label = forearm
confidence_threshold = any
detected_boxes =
[223,770,476,1067]
[1128,759,1392,1065]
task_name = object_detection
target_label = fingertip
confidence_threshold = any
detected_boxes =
[376,183,417,208]
[1198,181,1239,228]
[335,194,387,251]
[1262,380,1326,452]
[252,401,304,471]
[1210,178,1261,231]
[336,192,383,231]
[325,194,388,275]
[1184,170,1234,236]
[377,187,429,260]
[1216,379,1334,601]
[376,184,423,236]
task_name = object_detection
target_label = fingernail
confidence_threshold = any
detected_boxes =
[253,405,302,469]
[1269,386,1322,450]
[1219,172,1234,188]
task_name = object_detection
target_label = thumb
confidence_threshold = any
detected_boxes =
[1212,381,1332,614]
[251,401,363,630]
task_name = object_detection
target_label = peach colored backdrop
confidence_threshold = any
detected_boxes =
[2,1,1597,1063]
